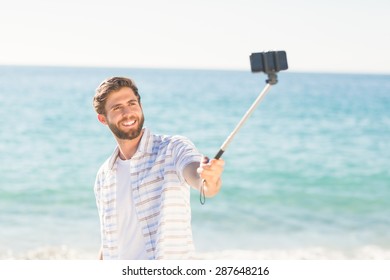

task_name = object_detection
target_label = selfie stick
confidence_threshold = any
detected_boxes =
[214,76,275,160]
[214,51,288,160]
[200,51,288,204]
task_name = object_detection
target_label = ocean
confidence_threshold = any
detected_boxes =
[0,66,389,259]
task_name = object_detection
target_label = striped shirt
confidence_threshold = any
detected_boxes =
[94,128,202,260]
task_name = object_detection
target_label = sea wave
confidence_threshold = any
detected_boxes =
[2,245,390,260]
[1,246,95,260]
[195,246,390,260]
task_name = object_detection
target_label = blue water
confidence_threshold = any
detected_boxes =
[0,66,389,259]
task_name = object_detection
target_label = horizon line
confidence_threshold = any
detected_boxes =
[1,63,389,76]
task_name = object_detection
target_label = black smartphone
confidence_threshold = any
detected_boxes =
[250,51,288,73]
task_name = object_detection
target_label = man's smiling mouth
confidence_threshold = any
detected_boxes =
[122,120,136,127]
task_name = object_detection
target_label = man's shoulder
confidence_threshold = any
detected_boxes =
[97,147,119,175]
[144,128,191,145]
[97,157,111,173]
[152,133,194,150]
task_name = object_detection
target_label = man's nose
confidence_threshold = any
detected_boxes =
[122,105,132,116]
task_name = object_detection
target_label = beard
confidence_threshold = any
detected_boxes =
[108,114,145,140]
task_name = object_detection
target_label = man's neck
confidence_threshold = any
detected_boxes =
[116,130,144,160]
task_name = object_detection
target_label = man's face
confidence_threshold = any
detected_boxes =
[98,87,144,141]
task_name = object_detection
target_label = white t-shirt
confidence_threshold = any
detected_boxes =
[116,158,148,259]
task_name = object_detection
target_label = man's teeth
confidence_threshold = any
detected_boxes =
[123,120,136,126]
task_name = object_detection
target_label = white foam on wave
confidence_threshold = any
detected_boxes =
[2,245,390,260]
[1,245,96,260]
[195,246,390,260]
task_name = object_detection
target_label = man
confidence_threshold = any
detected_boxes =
[93,77,224,260]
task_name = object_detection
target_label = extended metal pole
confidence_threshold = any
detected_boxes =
[201,75,278,204]
[200,51,287,204]
[214,82,273,159]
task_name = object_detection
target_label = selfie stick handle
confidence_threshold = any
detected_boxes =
[214,74,276,160]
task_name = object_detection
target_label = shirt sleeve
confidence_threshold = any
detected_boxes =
[171,136,202,182]
[94,170,104,239]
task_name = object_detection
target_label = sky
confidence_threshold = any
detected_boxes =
[1,0,389,74]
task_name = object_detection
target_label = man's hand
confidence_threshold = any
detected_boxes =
[197,157,225,197]
[183,157,225,198]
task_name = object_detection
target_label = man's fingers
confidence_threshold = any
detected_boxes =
[197,159,225,177]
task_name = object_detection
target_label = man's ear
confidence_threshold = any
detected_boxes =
[97,114,107,125]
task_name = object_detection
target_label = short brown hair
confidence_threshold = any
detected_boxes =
[93,77,141,115]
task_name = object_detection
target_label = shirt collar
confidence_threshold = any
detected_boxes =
[107,127,153,170]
